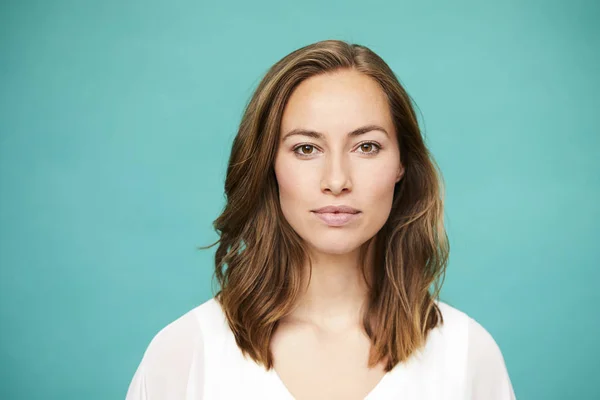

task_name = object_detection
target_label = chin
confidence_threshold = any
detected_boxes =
[305,235,366,256]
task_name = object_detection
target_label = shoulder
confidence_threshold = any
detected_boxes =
[141,297,217,360]
[432,299,472,346]
[436,300,470,327]
[464,316,516,398]
[433,300,510,364]
[126,297,221,399]
[434,300,516,399]
[144,297,225,348]
[408,300,472,374]
[434,299,504,348]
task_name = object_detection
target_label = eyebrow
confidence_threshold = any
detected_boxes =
[281,124,389,142]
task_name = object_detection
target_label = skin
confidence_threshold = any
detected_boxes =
[271,68,405,399]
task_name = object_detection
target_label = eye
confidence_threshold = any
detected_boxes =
[293,144,319,157]
[292,142,382,158]
[356,142,381,155]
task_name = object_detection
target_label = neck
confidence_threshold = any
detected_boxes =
[288,238,376,331]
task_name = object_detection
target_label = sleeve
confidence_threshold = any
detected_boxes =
[126,361,148,399]
[464,317,516,399]
[125,310,205,400]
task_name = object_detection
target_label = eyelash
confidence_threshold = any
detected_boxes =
[292,142,382,158]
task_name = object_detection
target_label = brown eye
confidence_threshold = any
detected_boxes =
[294,144,317,156]
[301,145,313,154]
[357,142,381,154]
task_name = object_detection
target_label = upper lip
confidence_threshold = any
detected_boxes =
[312,205,360,214]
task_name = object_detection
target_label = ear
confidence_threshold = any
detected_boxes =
[395,165,405,183]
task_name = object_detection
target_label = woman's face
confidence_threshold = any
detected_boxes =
[274,69,404,256]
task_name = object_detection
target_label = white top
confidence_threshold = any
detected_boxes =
[126,297,516,399]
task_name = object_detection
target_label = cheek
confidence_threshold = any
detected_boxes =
[274,159,315,213]
[277,167,305,199]
[359,167,398,209]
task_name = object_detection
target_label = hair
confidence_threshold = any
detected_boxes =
[199,39,449,372]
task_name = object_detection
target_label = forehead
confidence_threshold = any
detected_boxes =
[280,69,394,137]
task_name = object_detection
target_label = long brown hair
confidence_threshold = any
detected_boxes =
[199,39,449,372]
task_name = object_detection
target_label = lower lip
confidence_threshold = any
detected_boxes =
[312,212,361,226]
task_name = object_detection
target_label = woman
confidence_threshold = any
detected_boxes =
[126,39,516,399]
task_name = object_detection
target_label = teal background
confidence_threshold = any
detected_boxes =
[1,0,598,398]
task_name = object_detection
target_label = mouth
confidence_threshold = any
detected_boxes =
[311,211,362,227]
[311,205,360,214]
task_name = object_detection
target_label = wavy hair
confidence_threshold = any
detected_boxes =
[199,39,449,372]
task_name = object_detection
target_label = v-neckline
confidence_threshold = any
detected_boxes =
[266,362,399,399]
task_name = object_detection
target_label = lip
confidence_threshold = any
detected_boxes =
[311,210,362,227]
[312,205,360,214]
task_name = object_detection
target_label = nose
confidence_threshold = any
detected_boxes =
[320,151,352,195]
